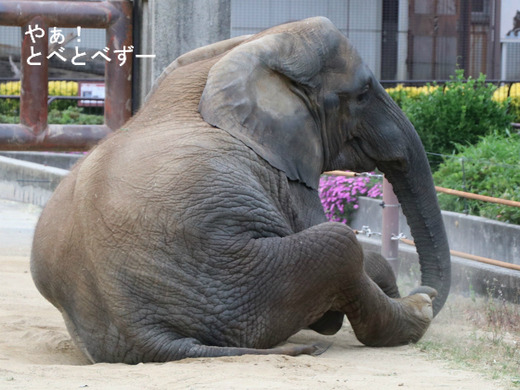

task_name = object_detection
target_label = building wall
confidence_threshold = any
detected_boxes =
[230,0,384,78]
[504,43,520,79]
[135,0,231,107]
[397,0,409,80]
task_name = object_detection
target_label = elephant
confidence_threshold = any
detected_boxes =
[30,17,451,364]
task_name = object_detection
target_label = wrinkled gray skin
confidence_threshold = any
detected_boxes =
[31,17,450,364]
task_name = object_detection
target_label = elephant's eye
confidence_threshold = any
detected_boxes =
[357,84,370,104]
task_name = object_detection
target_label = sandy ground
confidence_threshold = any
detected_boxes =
[0,199,506,389]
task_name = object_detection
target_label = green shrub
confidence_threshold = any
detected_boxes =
[48,99,77,112]
[0,113,19,124]
[510,97,520,123]
[401,70,514,158]
[434,132,520,225]
[48,106,103,125]
[0,105,102,125]
[0,98,19,118]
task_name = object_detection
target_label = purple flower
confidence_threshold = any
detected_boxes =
[318,172,382,224]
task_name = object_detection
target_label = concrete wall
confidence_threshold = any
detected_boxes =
[358,235,520,303]
[135,0,231,108]
[397,0,409,80]
[350,196,520,266]
[1,153,519,301]
[0,156,68,207]
[3,153,519,268]
[0,152,82,170]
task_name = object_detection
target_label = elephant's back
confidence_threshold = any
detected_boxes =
[76,120,260,201]
[71,119,291,245]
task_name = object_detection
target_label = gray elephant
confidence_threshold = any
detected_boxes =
[31,17,450,364]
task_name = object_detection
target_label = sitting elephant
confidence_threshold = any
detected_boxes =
[31,17,450,363]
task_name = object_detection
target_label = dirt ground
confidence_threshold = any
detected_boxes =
[0,200,509,389]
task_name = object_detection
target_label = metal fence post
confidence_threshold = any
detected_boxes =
[381,177,400,276]
[20,16,48,136]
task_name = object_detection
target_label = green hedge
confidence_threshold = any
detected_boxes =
[433,132,520,225]
[398,70,514,158]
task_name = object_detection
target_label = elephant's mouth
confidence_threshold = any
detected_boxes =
[338,137,377,173]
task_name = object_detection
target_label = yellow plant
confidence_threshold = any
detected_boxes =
[385,84,439,101]
[387,82,520,122]
[0,81,21,95]
[490,83,520,102]
[0,81,78,96]
[492,83,520,122]
[48,80,78,96]
[510,83,520,97]
[387,83,520,101]
[493,85,509,103]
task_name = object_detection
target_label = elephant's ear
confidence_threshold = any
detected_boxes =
[199,17,341,189]
[145,35,252,103]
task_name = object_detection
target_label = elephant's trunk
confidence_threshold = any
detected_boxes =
[376,96,451,316]
[384,161,451,315]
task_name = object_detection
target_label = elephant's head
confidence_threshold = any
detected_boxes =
[199,17,450,315]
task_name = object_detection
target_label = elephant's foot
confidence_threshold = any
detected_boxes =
[383,289,436,346]
[340,276,436,347]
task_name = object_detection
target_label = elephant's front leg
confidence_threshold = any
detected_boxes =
[338,270,435,347]
[264,222,435,347]
[308,250,401,336]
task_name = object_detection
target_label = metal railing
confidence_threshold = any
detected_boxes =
[325,170,520,272]
[0,0,132,151]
